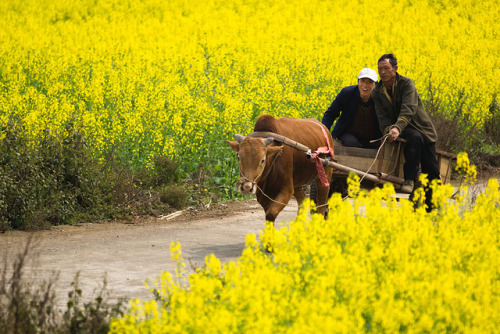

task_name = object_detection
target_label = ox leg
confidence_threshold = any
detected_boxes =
[293,186,306,213]
[315,168,333,217]
[258,191,293,225]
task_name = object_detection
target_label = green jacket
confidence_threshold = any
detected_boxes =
[371,73,438,143]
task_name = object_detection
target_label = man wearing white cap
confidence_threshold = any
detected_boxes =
[311,68,381,203]
[321,68,381,149]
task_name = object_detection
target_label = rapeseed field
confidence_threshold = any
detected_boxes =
[0,0,498,175]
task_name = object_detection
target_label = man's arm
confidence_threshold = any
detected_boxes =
[321,88,347,130]
[393,79,419,134]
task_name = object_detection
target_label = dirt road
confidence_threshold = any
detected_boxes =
[0,199,298,307]
[1,178,495,309]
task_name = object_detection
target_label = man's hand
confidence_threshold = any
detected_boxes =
[388,127,400,142]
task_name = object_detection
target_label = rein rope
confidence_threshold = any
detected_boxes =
[256,184,288,206]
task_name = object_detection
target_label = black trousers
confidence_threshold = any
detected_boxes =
[339,133,381,149]
[400,127,440,210]
[399,127,440,182]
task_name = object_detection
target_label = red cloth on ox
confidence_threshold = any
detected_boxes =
[313,148,330,187]
[319,123,335,158]
[311,124,335,187]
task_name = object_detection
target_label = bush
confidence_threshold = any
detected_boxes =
[0,120,117,230]
[158,185,188,210]
[134,155,180,189]
[0,120,194,230]
[61,274,127,334]
[485,96,500,144]
[0,239,59,333]
[153,155,181,185]
[427,92,500,175]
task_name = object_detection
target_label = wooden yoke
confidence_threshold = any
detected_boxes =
[248,131,310,153]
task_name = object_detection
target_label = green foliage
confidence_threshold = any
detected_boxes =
[0,120,191,231]
[0,120,115,230]
[485,96,500,147]
[158,185,188,210]
[425,86,500,172]
[0,240,59,333]
[135,154,180,189]
[62,273,126,334]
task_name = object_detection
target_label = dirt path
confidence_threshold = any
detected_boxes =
[0,199,298,307]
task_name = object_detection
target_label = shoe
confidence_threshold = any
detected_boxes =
[400,180,414,194]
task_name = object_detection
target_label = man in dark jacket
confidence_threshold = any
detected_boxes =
[312,68,381,204]
[371,53,440,206]
[322,68,382,149]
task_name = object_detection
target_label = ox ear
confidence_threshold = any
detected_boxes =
[234,134,245,143]
[226,140,240,153]
[263,137,274,146]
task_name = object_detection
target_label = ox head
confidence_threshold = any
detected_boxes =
[226,134,281,194]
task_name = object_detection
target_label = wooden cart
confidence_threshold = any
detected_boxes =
[330,139,456,193]
[249,131,456,193]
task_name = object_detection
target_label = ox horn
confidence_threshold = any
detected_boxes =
[264,137,275,146]
[234,134,246,143]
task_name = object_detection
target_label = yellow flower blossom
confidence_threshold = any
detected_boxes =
[111,179,500,332]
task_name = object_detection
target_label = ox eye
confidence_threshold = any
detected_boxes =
[260,158,265,165]
[236,153,240,160]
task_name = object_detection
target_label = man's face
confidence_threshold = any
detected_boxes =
[377,59,398,85]
[358,78,376,101]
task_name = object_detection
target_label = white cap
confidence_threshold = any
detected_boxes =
[358,68,378,82]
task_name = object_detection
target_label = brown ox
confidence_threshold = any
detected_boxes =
[226,115,333,223]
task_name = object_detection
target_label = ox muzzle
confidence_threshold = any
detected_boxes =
[237,178,257,195]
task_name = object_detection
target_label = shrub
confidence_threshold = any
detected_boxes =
[134,155,180,189]
[485,96,500,144]
[0,121,116,230]
[0,120,193,230]
[0,239,59,333]
[61,274,127,334]
[153,155,181,185]
[429,104,500,175]
[158,185,188,210]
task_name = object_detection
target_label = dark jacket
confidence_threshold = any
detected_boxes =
[322,85,380,139]
[371,73,438,143]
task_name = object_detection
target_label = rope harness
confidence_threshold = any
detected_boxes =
[311,134,389,208]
